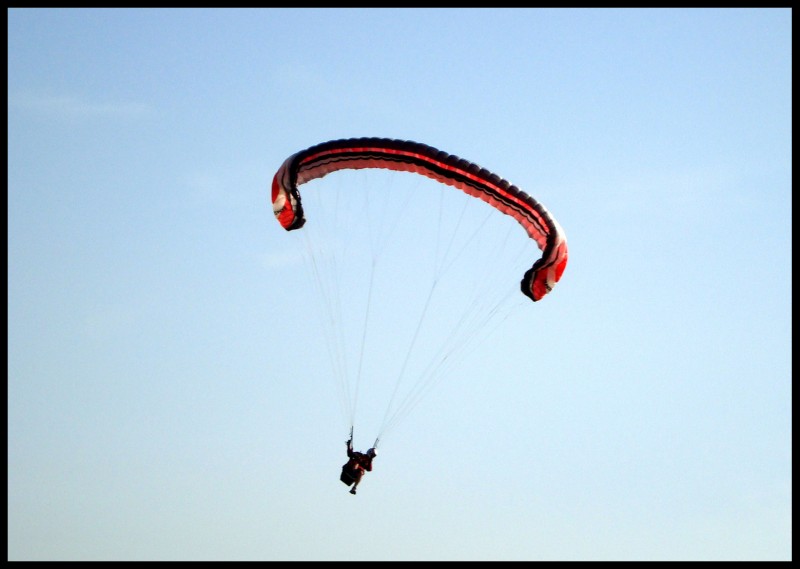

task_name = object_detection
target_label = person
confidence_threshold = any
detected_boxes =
[340,438,376,495]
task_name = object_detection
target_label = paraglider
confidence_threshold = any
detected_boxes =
[340,433,377,495]
[270,138,568,491]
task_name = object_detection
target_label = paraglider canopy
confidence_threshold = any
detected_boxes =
[272,137,568,302]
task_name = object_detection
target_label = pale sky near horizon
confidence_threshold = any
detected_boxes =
[8,8,791,561]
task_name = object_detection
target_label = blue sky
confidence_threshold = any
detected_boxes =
[7,8,791,561]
